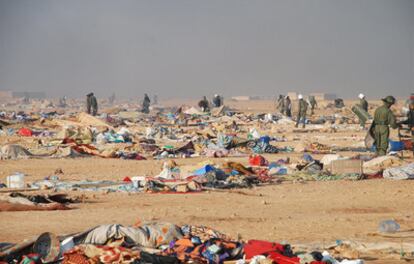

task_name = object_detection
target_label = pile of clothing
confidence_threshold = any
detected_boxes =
[0,222,364,264]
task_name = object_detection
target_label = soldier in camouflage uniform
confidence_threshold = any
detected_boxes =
[358,93,369,128]
[309,96,317,115]
[276,95,285,115]
[86,93,98,116]
[359,93,368,112]
[284,96,292,117]
[373,96,398,156]
[295,94,308,128]
[142,93,151,114]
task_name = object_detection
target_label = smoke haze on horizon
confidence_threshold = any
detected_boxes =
[0,0,413,99]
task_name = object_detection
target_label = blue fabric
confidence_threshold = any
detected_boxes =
[259,136,270,144]
[194,165,215,176]
[303,153,314,162]
[389,140,404,151]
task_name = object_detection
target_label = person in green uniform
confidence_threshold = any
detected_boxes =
[373,96,398,156]
[309,95,317,115]
[276,95,285,115]
[86,93,98,116]
[358,93,368,112]
[198,96,210,112]
[284,96,292,117]
[357,93,369,128]
[142,93,151,114]
[295,94,308,128]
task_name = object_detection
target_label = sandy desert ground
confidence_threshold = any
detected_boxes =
[1,98,413,264]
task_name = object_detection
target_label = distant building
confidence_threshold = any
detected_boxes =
[231,96,252,101]
[11,91,46,99]
[310,93,337,100]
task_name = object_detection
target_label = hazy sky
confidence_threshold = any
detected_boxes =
[0,0,413,99]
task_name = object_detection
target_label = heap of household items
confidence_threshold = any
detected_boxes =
[1,152,413,202]
[1,102,410,161]
[1,102,413,203]
[0,221,364,264]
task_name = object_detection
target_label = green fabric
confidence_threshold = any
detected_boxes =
[352,104,369,127]
[373,103,397,155]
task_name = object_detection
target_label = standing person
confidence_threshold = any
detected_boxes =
[59,96,67,108]
[359,93,368,112]
[86,93,98,116]
[276,95,285,114]
[198,96,210,112]
[142,93,151,113]
[284,96,292,117]
[86,94,91,115]
[109,93,116,104]
[309,95,317,115]
[399,101,414,153]
[23,93,29,104]
[213,94,222,107]
[357,93,369,128]
[91,93,98,116]
[295,94,308,128]
[373,96,398,156]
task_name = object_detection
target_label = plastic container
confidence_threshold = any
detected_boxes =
[389,141,405,151]
[378,220,400,233]
[6,173,25,189]
[60,236,75,253]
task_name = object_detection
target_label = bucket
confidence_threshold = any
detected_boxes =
[6,173,25,189]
